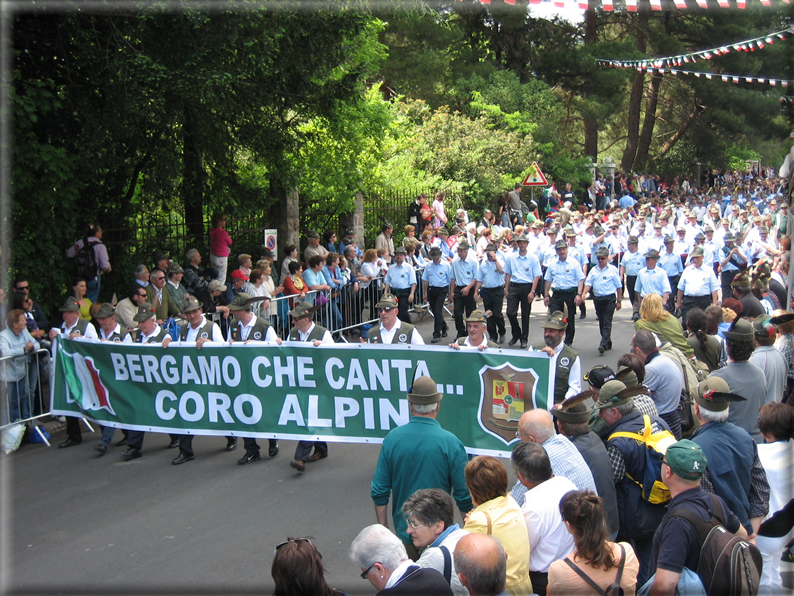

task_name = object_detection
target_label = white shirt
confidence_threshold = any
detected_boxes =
[384,559,416,590]
[521,475,578,572]
[552,341,582,401]
[379,319,425,345]
[232,316,278,342]
[461,334,491,348]
[63,319,98,340]
[297,322,334,345]
[99,324,133,344]
[185,320,224,343]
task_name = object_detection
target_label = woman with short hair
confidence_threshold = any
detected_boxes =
[462,456,533,596]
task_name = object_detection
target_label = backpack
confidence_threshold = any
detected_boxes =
[658,342,709,437]
[562,544,626,596]
[74,237,99,280]
[608,414,676,505]
[670,494,762,596]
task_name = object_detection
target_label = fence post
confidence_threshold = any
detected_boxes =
[341,192,366,251]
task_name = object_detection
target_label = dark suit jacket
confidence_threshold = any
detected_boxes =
[376,565,453,596]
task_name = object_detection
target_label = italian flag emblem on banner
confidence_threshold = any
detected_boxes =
[59,346,116,415]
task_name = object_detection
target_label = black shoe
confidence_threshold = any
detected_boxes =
[269,442,280,457]
[238,451,260,465]
[58,438,81,449]
[94,444,108,455]
[116,437,128,447]
[605,343,612,351]
[508,338,519,346]
[172,453,194,465]
[167,438,180,449]
[520,340,528,349]
[441,330,448,338]
[225,439,238,452]
[579,313,586,320]
[631,313,640,322]
[120,447,142,461]
[498,334,506,344]
[431,336,440,344]
[598,346,605,355]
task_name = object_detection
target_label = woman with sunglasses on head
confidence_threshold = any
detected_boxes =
[272,537,349,596]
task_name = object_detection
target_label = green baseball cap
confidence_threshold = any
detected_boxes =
[665,439,707,480]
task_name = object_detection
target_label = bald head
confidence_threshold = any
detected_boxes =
[454,534,506,596]
[517,409,555,444]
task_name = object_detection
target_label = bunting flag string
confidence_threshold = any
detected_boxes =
[605,66,791,87]
[458,0,791,11]
[595,27,793,70]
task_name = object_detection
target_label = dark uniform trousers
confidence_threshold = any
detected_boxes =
[549,288,577,345]
[392,288,412,324]
[427,286,449,339]
[720,269,739,302]
[453,286,476,338]
[593,294,616,350]
[666,275,679,312]
[480,286,506,339]
[625,275,638,314]
[506,283,533,341]
[680,294,711,328]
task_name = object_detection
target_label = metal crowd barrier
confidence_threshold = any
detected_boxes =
[0,348,54,445]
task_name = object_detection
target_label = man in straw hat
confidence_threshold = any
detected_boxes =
[543,239,585,346]
[449,310,497,350]
[593,379,672,585]
[503,233,542,349]
[474,244,507,344]
[582,246,623,355]
[366,293,424,345]
[170,295,239,465]
[120,303,180,461]
[530,311,581,406]
[551,389,619,537]
[49,296,99,449]
[675,246,719,326]
[707,318,767,442]
[689,377,770,536]
[647,439,747,596]
[287,301,333,472]
[450,239,479,339]
[371,375,472,560]
[421,245,452,343]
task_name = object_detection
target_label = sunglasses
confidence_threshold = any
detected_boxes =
[361,563,376,580]
[273,537,313,555]
[380,307,394,313]
[16,285,30,291]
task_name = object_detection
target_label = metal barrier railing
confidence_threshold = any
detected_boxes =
[205,265,436,343]
[0,348,54,445]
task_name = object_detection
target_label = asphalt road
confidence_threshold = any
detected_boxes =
[4,298,791,595]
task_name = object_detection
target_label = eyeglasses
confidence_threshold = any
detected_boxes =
[361,563,376,579]
[597,257,607,261]
[273,537,313,555]
[406,518,427,529]
[381,307,394,312]
[16,285,29,291]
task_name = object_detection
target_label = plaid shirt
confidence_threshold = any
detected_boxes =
[511,434,597,507]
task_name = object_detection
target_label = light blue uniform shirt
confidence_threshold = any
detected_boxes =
[589,240,612,265]
[476,258,506,288]
[541,243,559,267]
[677,265,719,296]
[422,260,452,287]
[585,263,622,296]
[544,257,585,290]
[621,250,644,276]
[451,251,479,286]
[719,244,745,272]
[635,266,671,297]
[567,244,587,269]
[383,261,415,290]
[504,252,542,284]
[659,251,684,276]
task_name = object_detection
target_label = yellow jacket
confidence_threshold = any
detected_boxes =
[464,495,533,596]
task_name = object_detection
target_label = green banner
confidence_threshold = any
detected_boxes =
[51,338,554,457]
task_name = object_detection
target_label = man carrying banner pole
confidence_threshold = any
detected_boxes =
[171,296,237,465]
[287,301,333,473]
[49,296,99,449]
[120,303,179,461]
[226,293,281,465]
